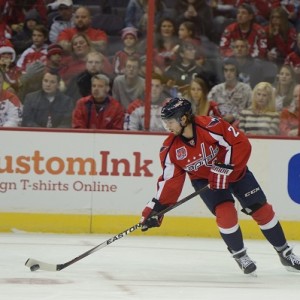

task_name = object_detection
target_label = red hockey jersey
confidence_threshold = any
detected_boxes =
[220,22,267,58]
[155,116,251,205]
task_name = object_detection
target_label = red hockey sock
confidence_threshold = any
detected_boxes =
[251,203,276,227]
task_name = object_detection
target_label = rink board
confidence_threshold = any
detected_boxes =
[0,129,299,239]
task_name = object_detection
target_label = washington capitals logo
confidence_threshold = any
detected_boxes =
[207,117,220,128]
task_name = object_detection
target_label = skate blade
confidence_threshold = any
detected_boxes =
[285,266,300,273]
[247,271,258,277]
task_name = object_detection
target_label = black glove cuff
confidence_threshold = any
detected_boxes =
[152,198,168,212]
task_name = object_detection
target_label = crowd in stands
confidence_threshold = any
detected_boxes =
[0,0,299,136]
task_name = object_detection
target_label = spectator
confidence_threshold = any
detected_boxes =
[238,81,280,135]
[112,56,145,110]
[264,7,296,66]
[183,76,221,117]
[0,38,21,93]
[11,8,42,56]
[236,0,279,25]
[66,51,110,103]
[174,20,204,65]
[280,0,300,32]
[152,17,179,72]
[284,32,300,82]
[125,0,168,37]
[4,0,47,29]
[175,0,217,42]
[125,73,167,131]
[209,0,237,41]
[273,64,297,112]
[0,0,13,39]
[220,3,267,59]
[16,24,49,72]
[138,55,164,78]
[164,41,218,92]
[22,71,73,128]
[72,74,124,129]
[21,44,65,99]
[112,27,140,76]
[60,33,93,86]
[45,43,64,75]
[49,0,74,44]
[207,58,252,124]
[280,84,300,136]
[57,6,107,54]
[177,20,201,48]
[0,71,22,127]
[230,38,274,88]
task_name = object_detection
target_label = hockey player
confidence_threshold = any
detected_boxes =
[140,97,300,275]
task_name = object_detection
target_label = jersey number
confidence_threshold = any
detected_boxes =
[228,126,240,137]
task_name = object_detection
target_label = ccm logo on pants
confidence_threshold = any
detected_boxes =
[245,187,260,197]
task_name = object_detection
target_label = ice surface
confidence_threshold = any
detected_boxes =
[1,233,299,300]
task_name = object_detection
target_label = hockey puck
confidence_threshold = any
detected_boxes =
[30,264,40,272]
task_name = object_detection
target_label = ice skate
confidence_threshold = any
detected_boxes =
[277,246,300,273]
[229,248,257,275]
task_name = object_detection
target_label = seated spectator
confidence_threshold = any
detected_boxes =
[279,84,300,137]
[0,71,22,127]
[112,27,140,76]
[284,32,300,82]
[164,41,218,92]
[175,0,217,42]
[280,0,300,32]
[230,38,275,88]
[177,20,201,48]
[66,51,110,103]
[22,71,74,128]
[49,0,74,44]
[220,3,267,59]
[273,64,297,112]
[207,58,252,124]
[264,7,296,66]
[209,0,237,41]
[11,9,42,56]
[24,46,70,99]
[236,0,279,25]
[183,77,221,117]
[4,0,48,30]
[238,81,280,135]
[45,44,65,74]
[16,25,49,72]
[112,56,145,109]
[138,55,164,79]
[174,20,204,65]
[125,73,167,131]
[0,1,13,39]
[0,38,21,94]
[152,17,179,72]
[60,33,93,86]
[57,6,107,54]
[125,0,168,37]
[72,74,124,129]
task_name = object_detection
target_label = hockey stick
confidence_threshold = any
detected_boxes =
[25,185,208,272]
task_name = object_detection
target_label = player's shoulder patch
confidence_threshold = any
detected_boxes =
[206,117,220,128]
[176,146,187,160]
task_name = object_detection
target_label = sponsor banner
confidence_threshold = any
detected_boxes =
[0,131,300,221]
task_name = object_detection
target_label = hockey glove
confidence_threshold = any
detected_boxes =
[140,198,168,232]
[209,162,234,189]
